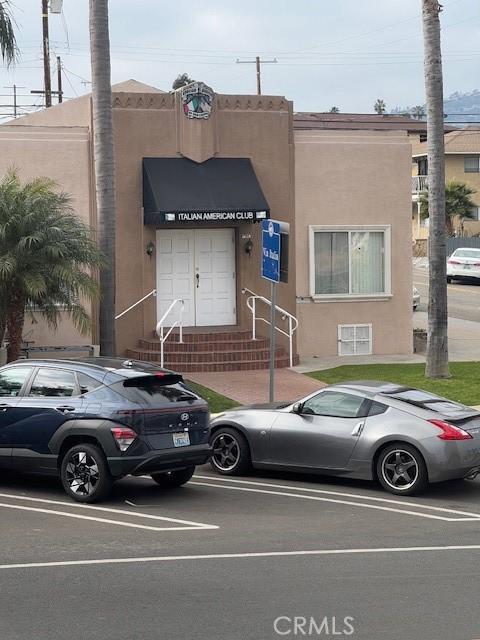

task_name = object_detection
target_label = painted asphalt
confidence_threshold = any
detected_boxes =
[2,466,480,639]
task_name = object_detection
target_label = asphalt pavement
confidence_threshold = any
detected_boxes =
[2,466,480,639]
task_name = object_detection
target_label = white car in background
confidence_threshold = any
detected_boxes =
[413,286,420,310]
[447,248,480,283]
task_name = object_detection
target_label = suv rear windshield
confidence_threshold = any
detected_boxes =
[382,389,473,416]
[110,379,199,405]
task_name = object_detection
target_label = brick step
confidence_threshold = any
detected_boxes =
[125,352,294,373]
[153,329,254,343]
[138,337,270,353]
[127,347,285,364]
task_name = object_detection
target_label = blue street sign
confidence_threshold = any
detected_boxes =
[262,219,281,283]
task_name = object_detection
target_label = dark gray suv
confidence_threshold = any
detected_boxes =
[0,358,211,502]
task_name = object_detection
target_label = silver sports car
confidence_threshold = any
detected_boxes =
[210,381,480,495]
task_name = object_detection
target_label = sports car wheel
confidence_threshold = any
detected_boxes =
[60,443,113,503]
[210,428,250,475]
[376,443,428,496]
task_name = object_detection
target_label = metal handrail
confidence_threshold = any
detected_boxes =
[115,289,156,321]
[155,299,185,368]
[241,287,298,367]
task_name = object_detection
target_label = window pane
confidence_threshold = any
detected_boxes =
[77,373,101,395]
[29,368,76,397]
[302,391,365,418]
[351,232,385,294]
[0,367,33,397]
[314,232,349,294]
[356,340,372,355]
[465,156,479,173]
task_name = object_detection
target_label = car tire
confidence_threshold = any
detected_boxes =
[151,465,195,488]
[376,443,428,496]
[60,443,113,503]
[447,276,452,284]
[210,427,251,475]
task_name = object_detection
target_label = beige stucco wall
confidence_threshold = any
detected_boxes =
[112,91,296,355]
[0,125,95,348]
[294,129,413,358]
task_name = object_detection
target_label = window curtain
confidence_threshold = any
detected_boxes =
[350,232,384,294]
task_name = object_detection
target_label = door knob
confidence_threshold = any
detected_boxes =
[195,273,200,288]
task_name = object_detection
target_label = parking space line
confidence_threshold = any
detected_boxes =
[194,474,480,521]
[2,544,480,571]
[0,492,218,531]
[191,481,462,521]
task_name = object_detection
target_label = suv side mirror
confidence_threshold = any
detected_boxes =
[292,402,303,414]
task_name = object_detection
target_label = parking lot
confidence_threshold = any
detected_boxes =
[2,467,480,640]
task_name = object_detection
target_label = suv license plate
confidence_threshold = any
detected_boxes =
[173,432,190,447]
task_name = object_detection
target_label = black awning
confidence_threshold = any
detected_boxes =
[143,157,270,224]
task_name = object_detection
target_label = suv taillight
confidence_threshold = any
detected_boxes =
[428,419,473,440]
[111,426,137,451]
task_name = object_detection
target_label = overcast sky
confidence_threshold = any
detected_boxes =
[1,0,479,119]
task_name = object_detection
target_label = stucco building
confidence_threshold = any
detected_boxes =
[0,80,413,368]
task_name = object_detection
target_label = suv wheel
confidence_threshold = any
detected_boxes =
[60,443,113,503]
[151,465,195,488]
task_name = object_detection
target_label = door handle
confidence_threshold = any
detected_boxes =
[351,421,365,437]
[56,405,75,413]
[195,273,200,288]
[0,403,10,412]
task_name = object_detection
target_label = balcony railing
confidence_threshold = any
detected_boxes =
[412,175,428,193]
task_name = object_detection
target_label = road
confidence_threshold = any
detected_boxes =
[413,266,480,322]
[2,467,480,639]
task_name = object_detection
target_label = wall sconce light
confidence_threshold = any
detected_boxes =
[146,241,155,257]
[244,239,253,256]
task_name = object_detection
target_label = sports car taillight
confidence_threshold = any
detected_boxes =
[428,419,473,440]
[111,426,137,451]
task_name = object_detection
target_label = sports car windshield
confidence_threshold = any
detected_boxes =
[383,389,474,416]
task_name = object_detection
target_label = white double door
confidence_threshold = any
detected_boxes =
[156,228,236,327]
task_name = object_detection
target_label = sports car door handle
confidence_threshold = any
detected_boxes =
[56,405,75,413]
[0,403,11,412]
[351,421,365,437]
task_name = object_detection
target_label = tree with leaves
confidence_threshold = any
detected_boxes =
[0,0,17,66]
[0,171,102,362]
[172,73,195,90]
[420,181,477,237]
[89,0,116,356]
[329,106,340,113]
[411,105,426,120]
[422,0,449,378]
[374,99,386,114]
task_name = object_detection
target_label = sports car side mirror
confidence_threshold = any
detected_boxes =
[292,402,303,414]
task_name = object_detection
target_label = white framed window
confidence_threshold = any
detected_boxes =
[471,206,480,221]
[309,226,391,298]
[338,324,372,356]
[465,156,480,173]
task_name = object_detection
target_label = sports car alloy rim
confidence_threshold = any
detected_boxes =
[65,451,100,496]
[212,433,240,471]
[381,449,419,491]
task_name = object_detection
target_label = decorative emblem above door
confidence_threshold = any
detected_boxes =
[181,82,214,119]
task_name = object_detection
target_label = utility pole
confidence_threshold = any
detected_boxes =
[4,85,25,118]
[236,57,277,95]
[42,0,52,107]
[57,56,63,103]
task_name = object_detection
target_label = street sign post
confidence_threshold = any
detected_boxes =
[261,220,281,402]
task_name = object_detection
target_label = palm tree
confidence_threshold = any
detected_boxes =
[420,181,477,236]
[422,0,449,378]
[374,99,386,114]
[0,170,102,362]
[411,105,426,120]
[0,0,17,66]
[89,0,116,356]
